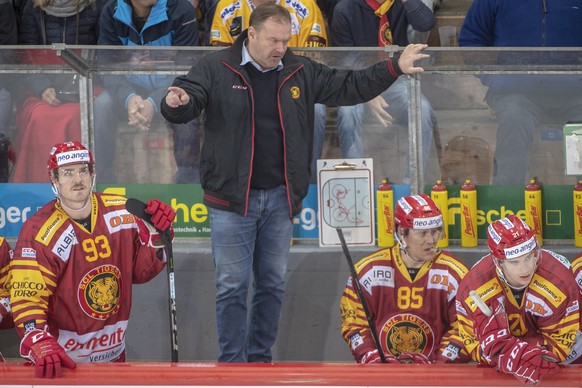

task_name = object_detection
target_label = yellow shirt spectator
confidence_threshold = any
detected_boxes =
[210,0,328,47]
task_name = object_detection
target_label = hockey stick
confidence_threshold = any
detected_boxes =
[469,290,492,317]
[336,228,386,363]
[126,198,178,362]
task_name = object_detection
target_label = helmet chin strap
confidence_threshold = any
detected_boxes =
[493,258,524,290]
[395,227,407,251]
[395,228,421,266]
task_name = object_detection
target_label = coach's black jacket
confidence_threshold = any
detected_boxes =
[160,29,403,217]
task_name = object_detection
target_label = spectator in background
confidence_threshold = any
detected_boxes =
[10,141,175,378]
[458,0,582,185]
[0,235,13,362]
[331,0,436,182]
[210,0,328,180]
[198,0,219,45]
[340,195,469,364]
[0,0,17,182]
[11,0,104,183]
[96,0,200,183]
[456,215,579,384]
[161,3,429,362]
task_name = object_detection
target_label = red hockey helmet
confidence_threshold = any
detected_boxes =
[47,141,94,181]
[487,215,537,261]
[394,194,443,230]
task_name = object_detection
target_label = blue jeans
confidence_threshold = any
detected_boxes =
[336,77,435,175]
[0,87,11,133]
[486,90,582,184]
[93,91,118,183]
[210,185,293,362]
[310,103,327,183]
[170,119,200,183]
[93,90,200,183]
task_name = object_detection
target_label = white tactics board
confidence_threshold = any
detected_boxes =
[317,159,375,247]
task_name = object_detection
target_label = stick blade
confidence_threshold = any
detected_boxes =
[125,198,153,224]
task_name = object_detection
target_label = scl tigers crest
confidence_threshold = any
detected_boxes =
[290,86,301,99]
[78,264,123,320]
[380,313,435,357]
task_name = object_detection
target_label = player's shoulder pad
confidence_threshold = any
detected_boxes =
[354,248,390,274]
[34,208,69,246]
[434,251,469,278]
[98,193,128,208]
[572,254,582,273]
[543,249,571,270]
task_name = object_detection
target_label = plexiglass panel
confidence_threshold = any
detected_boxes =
[1,46,581,190]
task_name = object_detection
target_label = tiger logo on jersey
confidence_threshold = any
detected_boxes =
[380,313,435,357]
[78,265,122,320]
[389,326,424,353]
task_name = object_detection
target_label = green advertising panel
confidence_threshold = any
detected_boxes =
[98,184,210,238]
[424,184,575,241]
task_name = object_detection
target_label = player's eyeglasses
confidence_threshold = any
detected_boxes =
[58,166,91,181]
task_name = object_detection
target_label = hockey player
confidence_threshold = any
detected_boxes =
[567,253,582,365]
[0,235,12,362]
[340,194,469,364]
[457,215,579,384]
[9,141,176,378]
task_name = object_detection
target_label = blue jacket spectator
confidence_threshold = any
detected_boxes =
[98,0,199,108]
[458,0,582,185]
[95,0,201,184]
[459,0,582,47]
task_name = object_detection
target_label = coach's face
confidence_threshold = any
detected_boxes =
[247,17,291,70]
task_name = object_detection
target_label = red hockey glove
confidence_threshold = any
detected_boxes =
[135,217,174,249]
[145,199,176,231]
[397,352,432,364]
[497,339,559,385]
[473,299,511,359]
[359,349,399,364]
[20,329,76,378]
[0,351,5,363]
[0,297,10,324]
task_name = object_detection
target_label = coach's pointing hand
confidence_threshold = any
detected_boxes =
[165,86,190,108]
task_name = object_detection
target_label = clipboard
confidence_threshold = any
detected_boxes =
[317,159,375,247]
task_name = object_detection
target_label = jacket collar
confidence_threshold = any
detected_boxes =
[223,29,302,74]
[117,0,169,30]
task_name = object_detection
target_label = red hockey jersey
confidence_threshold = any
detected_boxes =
[340,246,469,362]
[0,236,11,297]
[0,236,12,329]
[457,250,580,365]
[568,254,582,364]
[10,193,165,363]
